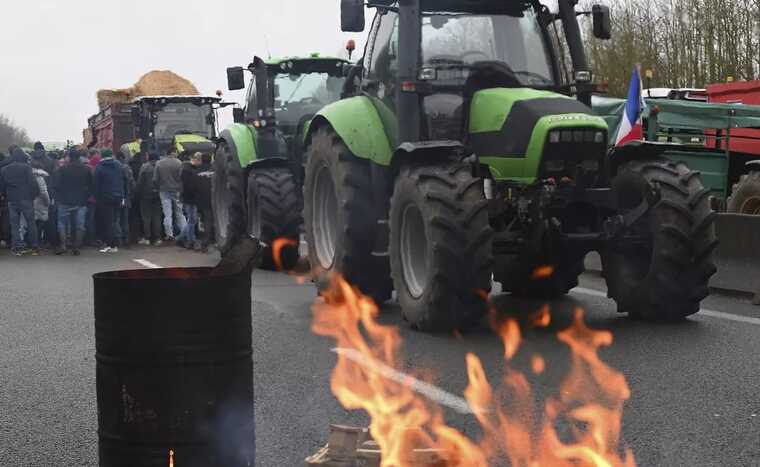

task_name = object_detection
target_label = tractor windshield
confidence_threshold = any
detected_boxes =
[273,72,344,135]
[421,9,555,86]
[273,73,344,111]
[153,103,214,141]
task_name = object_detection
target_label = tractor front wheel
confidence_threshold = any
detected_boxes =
[212,142,246,256]
[727,171,760,215]
[390,163,493,332]
[605,157,718,320]
[303,126,392,304]
[247,167,302,270]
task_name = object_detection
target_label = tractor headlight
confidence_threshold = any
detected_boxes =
[582,159,600,172]
[549,131,561,143]
[594,131,605,143]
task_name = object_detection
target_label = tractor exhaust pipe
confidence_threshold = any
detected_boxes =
[557,0,592,106]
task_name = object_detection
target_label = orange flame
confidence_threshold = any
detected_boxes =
[312,275,635,466]
[168,449,174,467]
[272,237,299,272]
[532,265,555,280]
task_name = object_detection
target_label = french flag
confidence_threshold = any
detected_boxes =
[615,66,645,146]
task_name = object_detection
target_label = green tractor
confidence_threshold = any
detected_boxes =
[214,55,348,268]
[302,0,718,332]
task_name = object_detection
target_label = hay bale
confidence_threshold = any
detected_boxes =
[97,70,200,110]
[97,89,134,110]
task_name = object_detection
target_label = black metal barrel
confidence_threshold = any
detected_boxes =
[94,267,254,467]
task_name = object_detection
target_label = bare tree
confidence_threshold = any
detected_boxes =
[0,114,31,152]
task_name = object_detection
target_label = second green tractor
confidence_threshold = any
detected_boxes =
[214,55,348,268]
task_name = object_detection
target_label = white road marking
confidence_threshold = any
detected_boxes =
[332,347,480,415]
[571,287,760,326]
[133,259,162,269]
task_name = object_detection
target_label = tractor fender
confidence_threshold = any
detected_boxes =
[305,96,393,166]
[218,124,258,168]
[746,160,760,171]
[607,140,705,176]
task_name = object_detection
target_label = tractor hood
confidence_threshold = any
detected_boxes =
[468,88,607,158]
[174,134,215,156]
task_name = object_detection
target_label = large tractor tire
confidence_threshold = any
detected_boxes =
[727,171,760,215]
[605,157,718,321]
[213,142,246,255]
[303,126,392,304]
[390,163,493,332]
[247,167,302,270]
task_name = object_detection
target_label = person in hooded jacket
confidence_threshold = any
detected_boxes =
[52,148,92,255]
[114,152,136,247]
[94,149,127,253]
[0,148,40,255]
[137,152,162,246]
[20,159,51,248]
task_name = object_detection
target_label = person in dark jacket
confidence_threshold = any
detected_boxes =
[0,152,8,247]
[0,148,40,255]
[176,153,202,248]
[136,152,162,246]
[196,155,214,252]
[114,152,136,247]
[94,149,127,253]
[31,142,57,178]
[52,148,93,255]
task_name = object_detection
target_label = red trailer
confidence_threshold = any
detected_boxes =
[85,103,136,153]
[707,81,760,156]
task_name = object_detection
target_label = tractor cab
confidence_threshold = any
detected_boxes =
[227,56,347,162]
[130,95,222,157]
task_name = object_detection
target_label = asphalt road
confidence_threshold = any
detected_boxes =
[1,246,759,467]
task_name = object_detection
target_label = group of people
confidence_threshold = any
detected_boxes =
[0,142,215,256]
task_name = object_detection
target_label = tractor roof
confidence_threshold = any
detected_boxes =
[134,95,221,105]
[368,0,536,14]
[264,55,348,76]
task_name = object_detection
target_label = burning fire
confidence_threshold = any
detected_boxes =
[311,275,635,467]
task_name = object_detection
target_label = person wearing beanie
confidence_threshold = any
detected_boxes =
[153,146,187,241]
[32,141,56,177]
[137,152,162,245]
[0,148,40,255]
[94,149,128,253]
[52,148,93,255]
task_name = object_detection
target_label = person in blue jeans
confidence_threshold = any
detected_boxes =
[153,147,186,240]
[0,148,40,255]
[177,152,202,248]
[52,148,93,255]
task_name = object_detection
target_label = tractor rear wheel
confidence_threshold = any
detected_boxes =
[390,163,493,332]
[605,157,718,320]
[213,142,246,255]
[727,171,760,215]
[247,167,302,270]
[303,126,392,304]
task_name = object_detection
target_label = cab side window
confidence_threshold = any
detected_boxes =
[365,10,399,87]
[244,76,258,121]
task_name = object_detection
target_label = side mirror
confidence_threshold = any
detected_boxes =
[233,107,245,124]
[341,0,365,32]
[227,66,246,91]
[592,4,612,40]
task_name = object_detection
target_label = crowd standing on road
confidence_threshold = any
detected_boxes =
[0,142,216,257]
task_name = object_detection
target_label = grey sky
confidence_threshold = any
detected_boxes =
[0,1,368,142]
